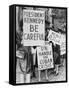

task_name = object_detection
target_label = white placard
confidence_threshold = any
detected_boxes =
[48,30,62,45]
[22,10,45,46]
[37,41,54,70]
[60,34,66,55]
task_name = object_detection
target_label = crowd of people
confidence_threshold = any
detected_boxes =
[16,29,65,83]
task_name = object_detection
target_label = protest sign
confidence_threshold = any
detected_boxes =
[22,10,45,46]
[60,34,66,55]
[48,30,66,55]
[60,42,66,55]
[48,30,62,45]
[37,41,54,70]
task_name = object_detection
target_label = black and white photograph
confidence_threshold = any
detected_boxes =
[15,5,67,84]
[9,5,67,85]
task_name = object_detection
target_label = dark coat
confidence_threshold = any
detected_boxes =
[53,44,60,64]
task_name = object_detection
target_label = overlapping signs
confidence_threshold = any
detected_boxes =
[22,9,66,71]
[22,9,45,46]
[48,30,66,55]
[37,41,54,70]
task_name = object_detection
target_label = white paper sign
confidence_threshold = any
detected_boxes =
[37,41,54,70]
[60,34,66,55]
[48,30,62,45]
[22,10,45,46]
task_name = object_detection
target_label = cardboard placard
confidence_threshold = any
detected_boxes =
[22,10,45,46]
[60,34,66,55]
[37,41,54,70]
[48,30,62,45]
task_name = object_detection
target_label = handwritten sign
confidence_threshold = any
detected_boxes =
[60,34,66,55]
[48,30,62,45]
[22,10,45,46]
[37,41,54,70]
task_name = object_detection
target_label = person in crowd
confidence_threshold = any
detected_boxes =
[16,47,31,83]
[30,46,37,78]
[44,29,50,81]
[53,43,60,75]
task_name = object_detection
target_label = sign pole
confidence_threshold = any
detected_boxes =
[38,70,41,81]
[45,69,48,80]
[26,50,31,83]
[33,53,36,65]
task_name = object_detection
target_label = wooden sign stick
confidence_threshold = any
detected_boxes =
[33,53,36,65]
[38,70,41,82]
[45,69,48,80]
